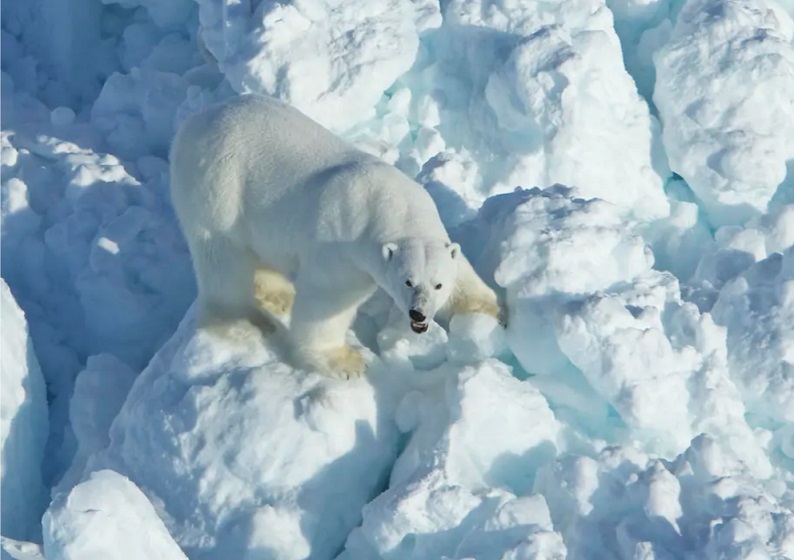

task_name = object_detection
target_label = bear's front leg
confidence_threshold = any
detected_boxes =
[254,266,295,317]
[441,252,507,327]
[288,275,373,379]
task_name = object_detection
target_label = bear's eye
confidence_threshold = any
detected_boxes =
[405,280,413,288]
[435,283,442,290]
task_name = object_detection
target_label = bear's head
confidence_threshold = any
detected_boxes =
[381,239,459,333]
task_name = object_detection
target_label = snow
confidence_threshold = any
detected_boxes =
[711,246,794,426]
[653,0,794,226]
[195,0,436,133]
[1,538,44,560]
[342,360,566,560]
[536,435,794,559]
[0,280,48,542]
[42,470,188,560]
[85,311,402,558]
[2,0,794,557]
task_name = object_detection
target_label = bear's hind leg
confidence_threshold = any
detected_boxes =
[190,236,275,335]
[254,267,295,317]
[288,276,373,379]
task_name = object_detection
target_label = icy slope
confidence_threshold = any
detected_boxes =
[85,310,403,559]
[0,280,48,542]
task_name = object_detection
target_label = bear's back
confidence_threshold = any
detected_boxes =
[172,94,366,196]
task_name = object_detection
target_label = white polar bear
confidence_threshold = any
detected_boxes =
[170,94,502,379]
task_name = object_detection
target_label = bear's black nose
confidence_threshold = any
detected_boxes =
[409,309,426,322]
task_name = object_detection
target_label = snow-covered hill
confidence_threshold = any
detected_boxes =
[2,0,793,558]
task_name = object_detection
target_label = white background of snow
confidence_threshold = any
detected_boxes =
[2,0,794,557]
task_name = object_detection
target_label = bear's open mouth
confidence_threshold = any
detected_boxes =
[410,321,429,334]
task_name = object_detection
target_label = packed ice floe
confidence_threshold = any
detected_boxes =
[2,0,794,558]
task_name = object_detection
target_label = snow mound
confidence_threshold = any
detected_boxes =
[343,360,566,559]
[458,185,654,378]
[536,435,794,559]
[90,68,189,160]
[407,0,668,218]
[1,119,195,481]
[556,274,771,475]
[43,469,187,560]
[195,0,437,132]
[711,246,794,426]
[0,279,48,541]
[86,310,401,559]
[455,186,770,473]
[1,538,44,560]
[55,354,137,495]
[654,0,794,225]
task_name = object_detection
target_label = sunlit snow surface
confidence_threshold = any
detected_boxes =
[2,0,794,557]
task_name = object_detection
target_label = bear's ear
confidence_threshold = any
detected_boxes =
[448,242,460,259]
[382,243,399,262]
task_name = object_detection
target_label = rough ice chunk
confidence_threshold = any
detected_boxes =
[457,186,653,377]
[556,272,771,474]
[1,130,195,482]
[86,310,402,559]
[535,436,794,559]
[343,361,565,559]
[0,279,48,541]
[43,470,188,560]
[195,0,437,132]
[417,0,668,219]
[711,246,794,425]
[654,0,794,225]
[54,354,137,495]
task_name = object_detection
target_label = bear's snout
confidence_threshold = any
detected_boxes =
[409,308,428,334]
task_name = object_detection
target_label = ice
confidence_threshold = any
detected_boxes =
[0,0,115,109]
[711,246,794,426]
[452,185,771,475]
[342,360,566,559]
[446,313,507,365]
[455,186,654,378]
[606,0,671,101]
[3,0,794,556]
[556,275,772,476]
[42,470,188,560]
[415,0,669,219]
[1,538,44,560]
[84,310,402,558]
[653,0,794,226]
[1,106,195,482]
[535,436,794,559]
[0,280,48,542]
[194,0,435,132]
[54,354,137,495]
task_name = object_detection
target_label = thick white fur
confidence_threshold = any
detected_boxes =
[170,94,500,378]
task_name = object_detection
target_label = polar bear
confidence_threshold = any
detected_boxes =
[170,94,502,379]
